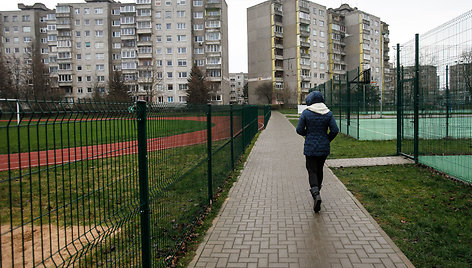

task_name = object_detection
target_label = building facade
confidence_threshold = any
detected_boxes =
[247,1,389,105]
[229,72,247,104]
[0,0,229,104]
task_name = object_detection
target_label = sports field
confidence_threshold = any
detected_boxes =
[340,116,472,141]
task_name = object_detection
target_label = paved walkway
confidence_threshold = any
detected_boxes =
[326,157,413,168]
[189,111,414,268]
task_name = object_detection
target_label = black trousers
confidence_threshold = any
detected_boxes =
[305,155,327,189]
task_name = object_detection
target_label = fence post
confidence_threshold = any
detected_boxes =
[357,67,360,139]
[396,43,402,155]
[446,65,450,138]
[346,71,350,136]
[338,75,343,132]
[230,104,234,170]
[414,34,420,164]
[207,104,213,203]
[136,100,151,267]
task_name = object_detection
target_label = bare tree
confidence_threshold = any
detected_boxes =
[278,85,294,107]
[255,82,273,104]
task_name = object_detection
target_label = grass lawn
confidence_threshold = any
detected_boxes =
[0,118,209,154]
[333,165,472,267]
[288,118,397,158]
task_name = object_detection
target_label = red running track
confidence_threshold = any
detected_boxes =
[0,116,265,172]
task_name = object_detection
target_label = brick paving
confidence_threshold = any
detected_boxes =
[189,111,414,268]
[326,157,414,168]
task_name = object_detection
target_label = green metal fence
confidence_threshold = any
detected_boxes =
[397,10,472,184]
[0,99,270,267]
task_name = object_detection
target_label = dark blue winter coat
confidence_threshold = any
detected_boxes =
[296,91,339,156]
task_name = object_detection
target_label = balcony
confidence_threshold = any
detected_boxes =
[300,40,310,48]
[299,28,310,37]
[300,52,310,58]
[56,23,70,30]
[137,28,152,34]
[137,52,152,59]
[206,2,220,8]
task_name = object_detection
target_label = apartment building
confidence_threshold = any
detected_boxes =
[247,1,389,105]
[0,0,229,104]
[0,3,53,90]
[229,72,247,104]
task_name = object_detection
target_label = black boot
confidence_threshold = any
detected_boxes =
[310,187,322,213]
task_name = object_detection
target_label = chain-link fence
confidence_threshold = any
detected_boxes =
[0,99,270,267]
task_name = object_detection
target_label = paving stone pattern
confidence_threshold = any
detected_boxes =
[326,157,414,168]
[189,112,414,268]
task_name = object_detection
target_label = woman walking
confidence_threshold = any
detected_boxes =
[296,91,339,213]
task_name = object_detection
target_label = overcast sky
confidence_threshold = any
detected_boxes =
[3,0,471,72]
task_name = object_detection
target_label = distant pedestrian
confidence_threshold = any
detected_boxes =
[296,91,339,213]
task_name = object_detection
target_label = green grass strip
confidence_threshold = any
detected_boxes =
[333,165,472,267]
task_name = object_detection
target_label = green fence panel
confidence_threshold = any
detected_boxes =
[0,100,271,267]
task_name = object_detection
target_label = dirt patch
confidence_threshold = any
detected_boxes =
[1,224,119,267]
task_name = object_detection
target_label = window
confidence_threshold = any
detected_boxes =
[165,11,172,18]
[112,9,120,15]
[166,35,172,42]
[156,60,163,66]
[97,75,105,82]
[22,26,31,33]
[156,48,162,54]
[177,47,187,54]
[193,12,203,18]
[4,48,10,54]
[320,31,325,37]
[76,54,82,60]
[84,19,90,25]
[121,28,135,35]
[178,72,187,78]
[85,30,90,37]
[178,59,187,66]
[94,8,103,14]
[207,57,221,65]
[13,37,19,43]
[3,16,8,22]
[96,53,105,60]
[179,96,186,102]
[77,65,82,71]
[166,23,172,30]
[167,84,173,91]
[194,24,204,30]
[95,19,103,25]
[165,0,171,6]
[84,8,90,14]
[95,30,104,37]
[23,37,32,43]
[121,16,134,24]
[156,24,162,30]
[167,60,172,66]
[179,84,187,90]
[96,64,105,71]
[193,0,203,6]
[113,31,121,37]
[194,48,204,54]
[319,20,324,27]
[196,59,204,66]
[122,50,136,58]
[166,47,172,54]
[95,42,104,49]
[177,10,185,17]
[206,21,220,28]
[319,10,324,16]
[57,6,70,13]
[112,20,120,26]
[87,87,92,93]
[319,42,324,48]
[167,96,174,103]
[167,72,173,78]
[177,23,186,29]
[156,36,162,42]
[206,32,220,41]
[78,87,83,94]
[155,11,161,18]
[13,26,18,33]
[177,35,186,42]
[85,54,91,60]
[113,42,121,49]
[48,35,57,42]
[195,36,203,42]
[178,0,186,5]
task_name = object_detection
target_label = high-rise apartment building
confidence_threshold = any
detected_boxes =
[0,0,229,104]
[229,72,247,104]
[0,3,53,91]
[247,1,389,105]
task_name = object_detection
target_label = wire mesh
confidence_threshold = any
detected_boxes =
[0,100,270,267]
[399,10,472,183]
